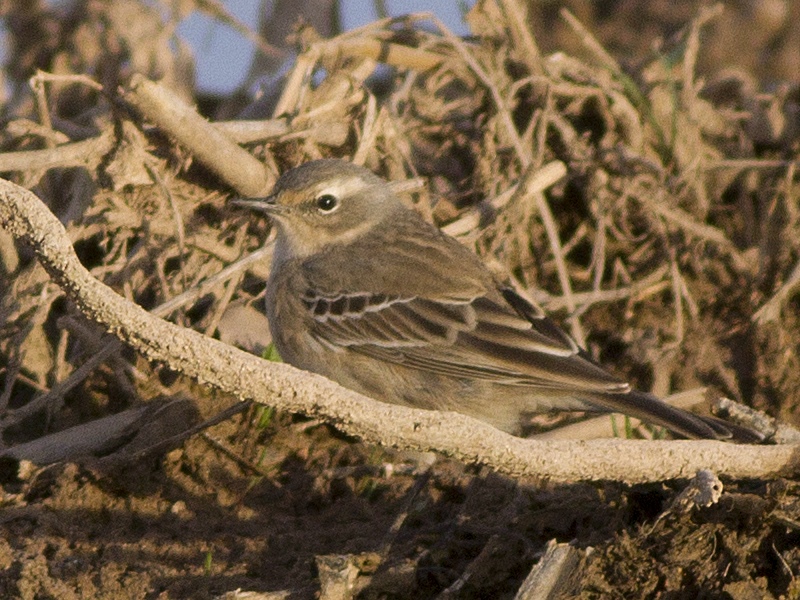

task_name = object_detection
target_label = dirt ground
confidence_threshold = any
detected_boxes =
[1,1,800,598]
[3,411,799,599]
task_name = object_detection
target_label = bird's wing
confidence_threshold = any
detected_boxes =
[300,285,628,393]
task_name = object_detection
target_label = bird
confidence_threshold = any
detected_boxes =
[234,159,758,441]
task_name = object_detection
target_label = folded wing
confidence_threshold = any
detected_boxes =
[301,286,629,393]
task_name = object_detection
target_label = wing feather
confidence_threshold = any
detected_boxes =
[301,287,627,393]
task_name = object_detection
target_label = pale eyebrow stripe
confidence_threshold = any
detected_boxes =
[312,176,368,198]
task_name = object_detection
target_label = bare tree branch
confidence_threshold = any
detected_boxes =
[1,178,798,484]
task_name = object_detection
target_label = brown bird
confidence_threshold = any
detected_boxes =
[236,159,758,441]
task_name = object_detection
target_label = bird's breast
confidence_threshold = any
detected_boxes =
[264,263,335,373]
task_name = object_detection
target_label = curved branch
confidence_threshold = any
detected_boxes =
[1,178,798,484]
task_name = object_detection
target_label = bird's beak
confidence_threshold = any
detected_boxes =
[231,195,284,214]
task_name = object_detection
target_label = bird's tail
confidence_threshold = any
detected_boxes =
[587,390,763,442]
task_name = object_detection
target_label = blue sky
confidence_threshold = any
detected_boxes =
[177,0,473,94]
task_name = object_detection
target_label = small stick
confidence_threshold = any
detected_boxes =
[124,75,271,197]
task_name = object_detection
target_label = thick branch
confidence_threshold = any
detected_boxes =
[1,178,798,484]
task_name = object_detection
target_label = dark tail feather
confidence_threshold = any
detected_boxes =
[587,390,764,442]
[693,414,765,443]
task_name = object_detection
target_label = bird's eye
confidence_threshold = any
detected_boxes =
[315,194,339,213]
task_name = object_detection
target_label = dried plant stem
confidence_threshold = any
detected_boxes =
[0,241,273,428]
[638,191,750,271]
[558,9,622,74]
[325,38,448,71]
[0,118,348,177]
[497,0,543,74]
[124,75,271,196]
[544,265,670,312]
[0,128,116,172]
[753,257,800,324]
[443,161,567,237]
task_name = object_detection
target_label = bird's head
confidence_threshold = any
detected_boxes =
[235,159,404,260]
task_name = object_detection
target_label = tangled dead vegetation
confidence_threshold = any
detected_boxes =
[1,0,800,598]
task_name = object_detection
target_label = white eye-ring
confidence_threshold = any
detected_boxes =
[315,194,339,213]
